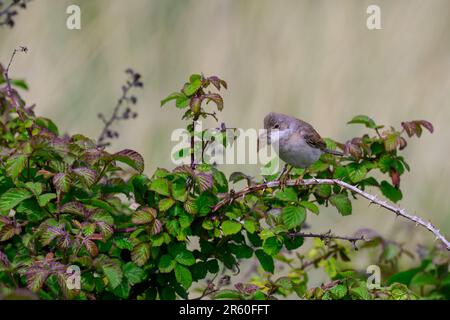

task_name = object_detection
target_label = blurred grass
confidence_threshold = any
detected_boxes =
[1,0,449,268]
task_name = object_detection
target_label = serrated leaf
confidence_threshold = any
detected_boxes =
[131,242,151,266]
[275,188,298,202]
[158,254,176,273]
[196,173,213,192]
[60,201,85,216]
[255,249,274,273]
[102,263,123,289]
[0,188,33,212]
[380,181,402,203]
[174,264,192,290]
[123,262,145,285]
[347,164,367,183]
[347,115,377,129]
[113,149,144,173]
[329,194,352,216]
[53,173,71,193]
[263,237,282,256]
[6,155,26,181]
[159,198,175,212]
[183,78,202,96]
[244,220,257,233]
[132,207,156,225]
[72,167,97,186]
[161,92,185,107]
[299,201,319,215]
[149,178,170,196]
[314,184,331,198]
[26,268,50,292]
[221,220,242,236]
[37,193,57,207]
[281,206,306,229]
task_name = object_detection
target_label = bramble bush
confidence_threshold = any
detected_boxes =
[0,50,449,300]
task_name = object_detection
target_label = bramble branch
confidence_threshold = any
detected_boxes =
[292,231,367,248]
[212,178,450,251]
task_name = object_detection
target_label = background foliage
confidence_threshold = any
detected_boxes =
[0,64,449,300]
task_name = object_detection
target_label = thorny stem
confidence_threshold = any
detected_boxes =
[212,178,450,251]
[292,231,367,248]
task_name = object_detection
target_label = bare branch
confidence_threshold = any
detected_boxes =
[212,178,450,251]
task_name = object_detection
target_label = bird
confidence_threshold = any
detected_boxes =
[263,112,343,179]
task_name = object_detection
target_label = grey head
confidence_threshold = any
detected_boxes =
[264,112,300,131]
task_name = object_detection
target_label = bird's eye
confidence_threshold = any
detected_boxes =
[273,124,280,129]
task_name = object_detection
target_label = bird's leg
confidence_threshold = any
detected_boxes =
[277,164,292,189]
[294,168,308,186]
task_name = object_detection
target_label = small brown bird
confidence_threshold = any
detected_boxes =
[263,112,343,170]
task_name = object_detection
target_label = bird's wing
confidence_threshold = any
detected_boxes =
[297,119,327,151]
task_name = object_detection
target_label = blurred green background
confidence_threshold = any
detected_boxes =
[1,0,449,281]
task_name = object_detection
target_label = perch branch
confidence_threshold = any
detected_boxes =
[212,178,450,251]
[292,231,367,247]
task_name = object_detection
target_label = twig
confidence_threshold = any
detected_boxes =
[2,46,27,111]
[97,69,142,147]
[0,0,32,28]
[292,231,366,247]
[212,178,450,251]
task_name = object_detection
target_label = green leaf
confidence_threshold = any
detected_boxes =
[329,284,348,299]
[255,249,274,273]
[25,182,43,196]
[113,149,144,173]
[131,242,151,266]
[161,92,185,107]
[329,193,352,216]
[0,188,33,212]
[213,290,242,300]
[173,250,195,267]
[380,181,402,203]
[6,155,26,181]
[283,235,304,250]
[159,198,175,212]
[410,272,438,287]
[275,188,298,202]
[123,262,145,285]
[149,178,170,196]
[221,220,242,236]
[281,206,306,229]
[158,254,176,273]
[299,201,319,215]
[183,78,202,96]
[174,264,192,290]
[102,263,123,289]
[244,220,257,233]
[35,117,59,135]
[11,79,29,90]
[350,283,372,300]
[347,115,377,129]
[206,259,219,273]
[132,207,156,225]
[347,163,367,183]
[263,237,283,256]
[387,267,422,286]
[37,193,57,207]
[172,178,187,202]
[72,167,97,186]
[314,184,331,198]
[53,173,71,193]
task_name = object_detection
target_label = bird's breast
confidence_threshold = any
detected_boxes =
[278,135,322,168]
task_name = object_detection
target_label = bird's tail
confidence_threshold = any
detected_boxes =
[324,148,345,156]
